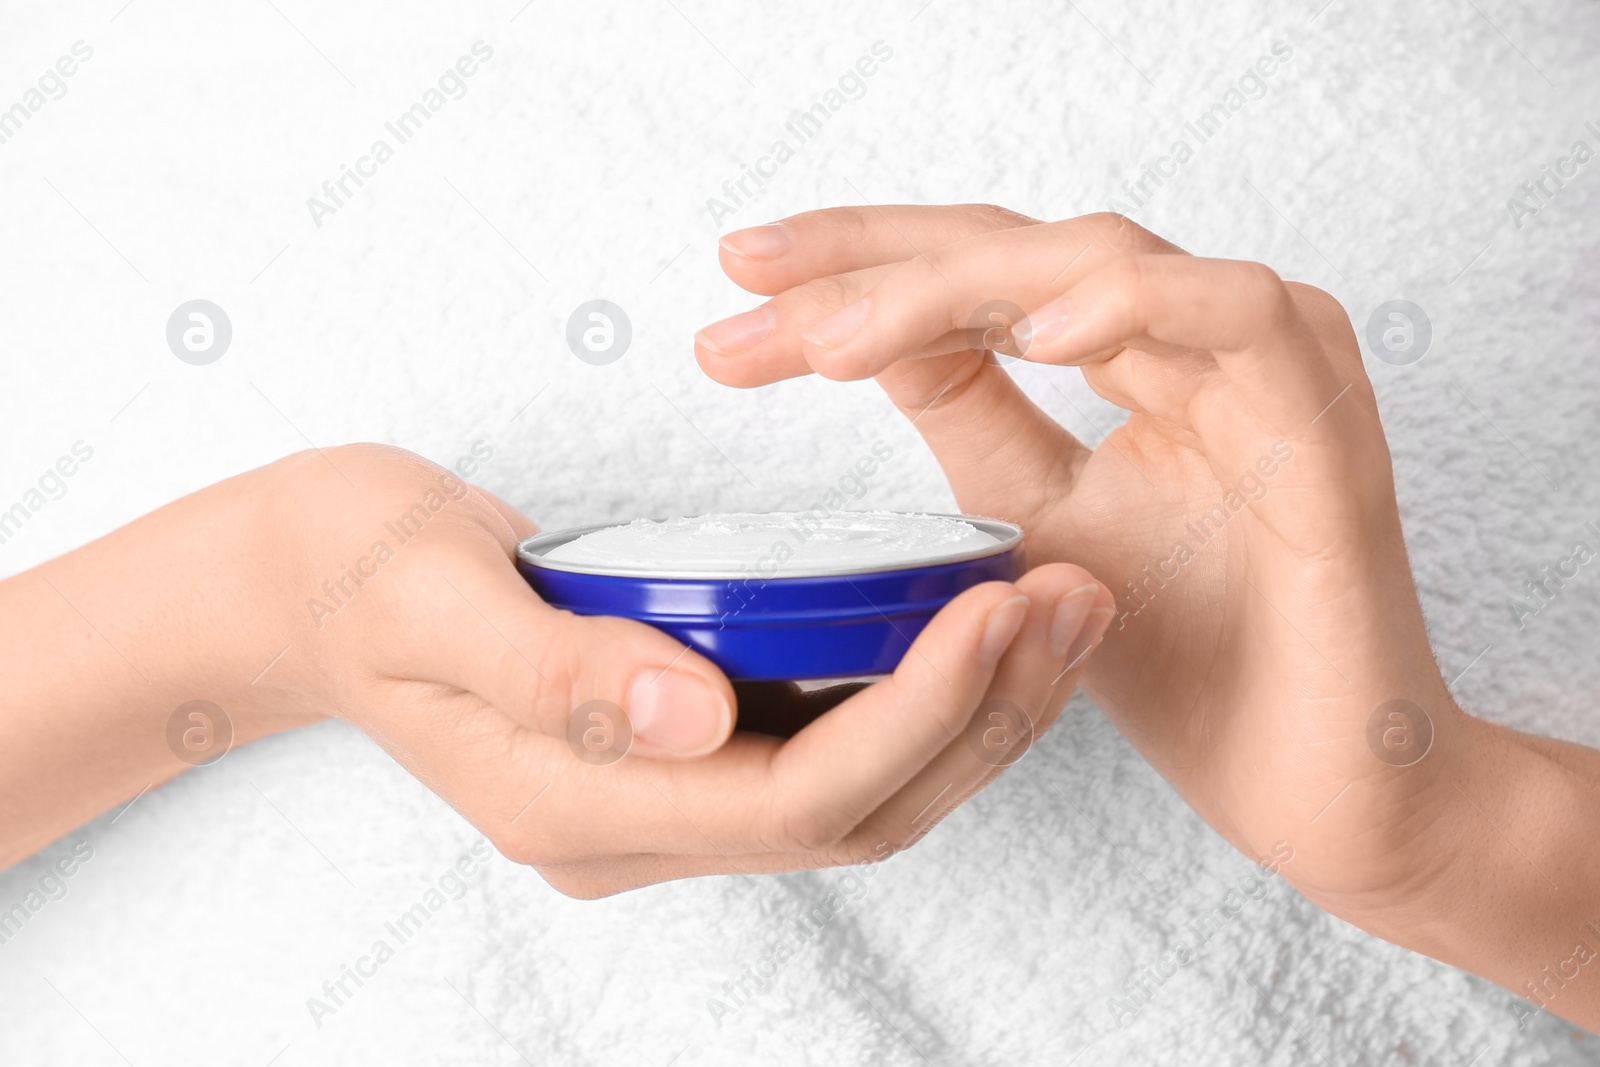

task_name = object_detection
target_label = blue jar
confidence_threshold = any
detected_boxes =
[516,511,1025,683]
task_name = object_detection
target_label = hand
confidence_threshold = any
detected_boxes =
[696,207,1463,922]
[699,208,1600,1032]
[0,443,1114,899]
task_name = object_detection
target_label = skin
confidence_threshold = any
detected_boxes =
[696,205,1600,1032]
[0,444,1114,899]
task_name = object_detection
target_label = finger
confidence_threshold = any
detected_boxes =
[399,546,736,760]
[879,350,1096,522]
[718,203,1040,296]
[696,262,900,389]
[841,563,1116,850]
[399,703,801,866]
[1077,346,1224,429]
[530,846,846,899]
[406,563,1069,864]
[758,578,1035,853]
[537,567,1119,897]
[696,269,1093,513]
[695,269,977,389]
[795,215,1178,382]
[1022,254,1344,434]
[509,565,1117,875]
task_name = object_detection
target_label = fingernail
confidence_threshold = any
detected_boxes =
[1048,584,1101,659]
[627,668,729,756]
[802,298,871,348]
[979,594,1031,668]
[696,306,775,355]
[720,223,793,260]
[1061,607,1115,673]
[1029,295,1072,347]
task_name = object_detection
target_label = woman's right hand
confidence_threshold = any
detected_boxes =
[698,205,1600,1032]
[695,206,1590,947]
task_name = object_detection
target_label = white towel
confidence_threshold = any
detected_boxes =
[1,1,1597,1063]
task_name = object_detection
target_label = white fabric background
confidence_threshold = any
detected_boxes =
[2,0,1598,1063]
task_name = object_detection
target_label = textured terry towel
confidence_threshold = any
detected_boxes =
[1,0,1598,1064]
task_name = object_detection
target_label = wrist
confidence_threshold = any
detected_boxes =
[1311,700,1485,923]
[74,459,329,740]
[1334,705,1600,1031]
[210,455,339,730]
[0,461,323,864]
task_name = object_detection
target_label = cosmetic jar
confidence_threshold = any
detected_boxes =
[516,511,1024,684]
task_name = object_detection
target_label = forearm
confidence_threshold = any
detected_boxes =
[1356,713,1600,1032]
[0,467,319,868]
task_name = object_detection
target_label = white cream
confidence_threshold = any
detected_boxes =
[540,511,1005,577]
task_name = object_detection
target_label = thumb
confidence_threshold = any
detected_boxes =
[416,556,736,760]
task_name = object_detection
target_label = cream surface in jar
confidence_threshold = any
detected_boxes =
[538,510,1005,578]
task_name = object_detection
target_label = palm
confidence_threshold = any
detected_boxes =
[885,349,1429,899]
[1045,418,1305,817]
[706,203,1448,904]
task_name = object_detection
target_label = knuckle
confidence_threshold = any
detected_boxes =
[327,441,414,469]
[880,669,961,747]
[963,202,1036,232]
[328,444,443,496]
[545,613,651,712]
[813,822,922,869]
[823,836,899,869]
[480,787,576,870]
[806,205,869,248]
[1237,259,1284,293]
[1285,279,1343,321]
[1235,262,1296,327]
[291,443,473,533]
[409,597,564,722]
[540,615,586,691]
[488,826,571,870]
[496,636,569,720]
[487,830,545,868]
[537,866,619,900]
[1097,255,1150,319]
[895,253,955,317]
[794,273,855,317]
[1079,211,1154,251]
[776,800,855,854]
